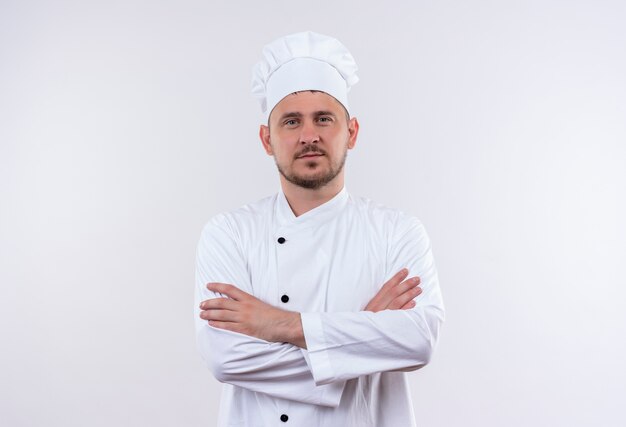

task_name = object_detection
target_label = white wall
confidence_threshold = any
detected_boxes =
[1,1,624,426]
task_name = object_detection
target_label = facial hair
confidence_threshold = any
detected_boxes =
[275,145,348,190]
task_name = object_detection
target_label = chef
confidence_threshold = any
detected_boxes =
[195,31,445,427]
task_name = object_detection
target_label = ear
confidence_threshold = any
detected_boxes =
[259,125,273,155]
[347,117,359,150]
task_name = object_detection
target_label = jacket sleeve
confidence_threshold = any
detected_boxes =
[194,215,345,407]
[299,215,445,385]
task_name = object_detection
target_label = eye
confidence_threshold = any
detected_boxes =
[284,119,298,126]
[318,116,333,123]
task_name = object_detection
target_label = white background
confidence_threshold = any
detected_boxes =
[1,1,625,426]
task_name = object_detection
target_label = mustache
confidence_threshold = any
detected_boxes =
[295,146,326,159]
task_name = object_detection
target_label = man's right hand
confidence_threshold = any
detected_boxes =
[364,268,422,312]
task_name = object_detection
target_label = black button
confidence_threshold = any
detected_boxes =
[280,414,288,422]
[277,237,286,244]
[281,294,289,303]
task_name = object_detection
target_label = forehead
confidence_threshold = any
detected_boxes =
[270,91,346,121]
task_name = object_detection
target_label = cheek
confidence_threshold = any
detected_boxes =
[273,147,294,163]
[273,140,298,157]
[323,127,347,141]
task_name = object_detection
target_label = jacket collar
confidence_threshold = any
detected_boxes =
[276,186,349,229]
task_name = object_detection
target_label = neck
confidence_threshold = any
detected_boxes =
[280,175,344,217]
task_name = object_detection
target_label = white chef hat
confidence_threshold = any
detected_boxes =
[251,31,359,122]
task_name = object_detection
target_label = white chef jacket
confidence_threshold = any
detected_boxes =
[194,186,444,427]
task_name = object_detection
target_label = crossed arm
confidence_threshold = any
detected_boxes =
[195,215,444,405]
[198,268,422,349]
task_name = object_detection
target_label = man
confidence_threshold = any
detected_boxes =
[195,31,445,426]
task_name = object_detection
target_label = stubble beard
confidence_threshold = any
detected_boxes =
[275,147,348,190]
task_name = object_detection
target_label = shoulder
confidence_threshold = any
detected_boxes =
[347,195,434,267]
[200,193,277,242]
[346,193,424,234]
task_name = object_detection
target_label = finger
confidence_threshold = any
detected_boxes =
[207,283,250,301]
[382,268,410,290]
[391,276,420,297]
[400,300,417,310]
[200,297,238,311]
[377,274,419,309]
[207,320,238,332]
[388,286,422,310]
[199,309,239,322]
[364,269,414,312]
[399,276,420,292]
[372,269,410,306]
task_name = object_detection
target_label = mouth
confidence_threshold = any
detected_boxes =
[297,153,324,159]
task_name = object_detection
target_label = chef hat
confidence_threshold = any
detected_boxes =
[251,31,359,121]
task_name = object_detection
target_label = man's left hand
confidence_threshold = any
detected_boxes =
[199,283,307,348]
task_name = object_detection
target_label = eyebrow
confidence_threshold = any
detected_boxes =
[278,112,302,121]
[314,110,337,118]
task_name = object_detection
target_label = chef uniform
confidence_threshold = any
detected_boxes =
[194,31,445,427]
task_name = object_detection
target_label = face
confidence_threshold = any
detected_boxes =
[259,91,359,190]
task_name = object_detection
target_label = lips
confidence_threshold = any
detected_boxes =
[298,153,324,159]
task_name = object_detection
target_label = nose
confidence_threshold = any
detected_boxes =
[299,120,319,144]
